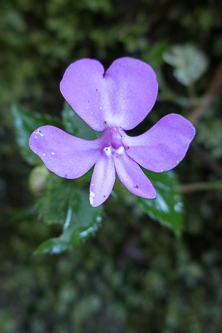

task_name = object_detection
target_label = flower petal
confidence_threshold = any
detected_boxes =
[29,125,102,179]
[89,153,116,207]
[114,151,156,198]
[121,114,195,172]
[60,59,106,131]
[60,57,158,131]
[104,57,158,130]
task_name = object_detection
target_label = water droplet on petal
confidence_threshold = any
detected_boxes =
[90,191,95,205]
[34,129,44,136]
[103,146,112,156]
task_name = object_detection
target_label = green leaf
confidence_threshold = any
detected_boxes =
[163,45,208,86]
[11,104,62,165]
[35,176,103,254]
[137,170,184,236]
[35,238,69,255]
[62,102,100,139]
[142,40,169,71]
[37,175,72,225]
[197,117,222,158]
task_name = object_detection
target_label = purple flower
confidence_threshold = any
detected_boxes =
[29,57,195,207]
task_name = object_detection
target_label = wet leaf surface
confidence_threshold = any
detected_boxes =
[137,170,183,236]
[11,104,62,165]
[35,175,103,254]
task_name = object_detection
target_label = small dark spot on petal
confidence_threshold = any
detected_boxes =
[96,89,98,91]
[103,195,106,197]
[127,146,130,149]
[104,121,107,124]
[135,185,139,188]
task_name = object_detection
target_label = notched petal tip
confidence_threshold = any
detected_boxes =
[60,57,158,131]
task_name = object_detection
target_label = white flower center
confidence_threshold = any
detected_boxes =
[103,146,112,156]
[102,128,125,157]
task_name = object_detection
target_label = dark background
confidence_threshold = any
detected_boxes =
[0,0,222,332]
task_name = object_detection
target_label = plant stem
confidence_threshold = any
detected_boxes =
[179,181,222,193]
[188,58,222,124]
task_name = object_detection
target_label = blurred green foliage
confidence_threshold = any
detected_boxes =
[1,0,222,332]
[1,0,221,115]
[163,45,208,86]
[196,106,222,159]
[62,102,100,139]
[11,104,61,165]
